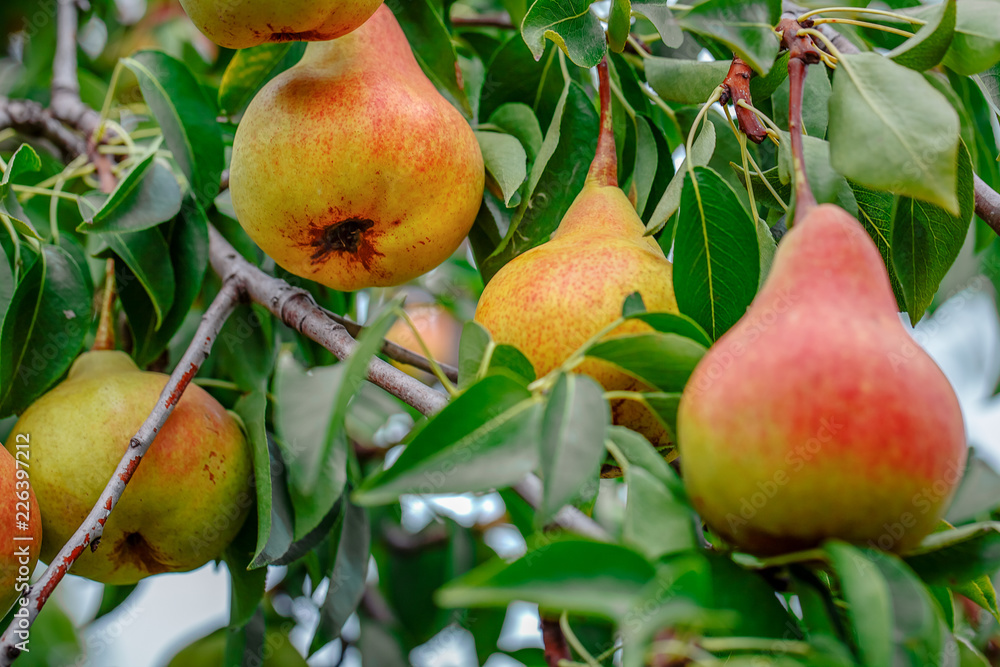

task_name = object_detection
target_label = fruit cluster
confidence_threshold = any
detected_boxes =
[3,0,968,625]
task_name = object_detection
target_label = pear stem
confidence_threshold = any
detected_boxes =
[92,258,117,351]
[588,57,618,188]
[778,18,823,226]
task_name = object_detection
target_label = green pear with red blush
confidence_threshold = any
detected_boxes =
[7,351,253,584]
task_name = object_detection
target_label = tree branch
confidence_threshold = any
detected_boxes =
[208,226,450,417]
[541,616,572,667]
[207,226,611,540]
[0,98,87,160]
[0,282,241,665]
[50,0,103,139]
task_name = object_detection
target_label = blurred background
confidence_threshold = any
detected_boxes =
[2,0,1000,665]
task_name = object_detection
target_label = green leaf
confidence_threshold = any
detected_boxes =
[233,391,275,568]
[0,246,89,418]
[827,542,951,666]
[644,58,730,105]
[824,542,893,667]
[521,0,606,68]
[892,140,975,322]
[482,80,598,282]
[437,540,656,619]
[630,116,659,217]
[120,198,208,367]
[0,145,41,201]
[940,0,1000,76]
[223,508,266,629]
[218,42,306,116]
[273,353,349,541]
[646,121,716,237]
[585,332,706,393]
[458,321,492,387]
[631,2,682,48]
[107,228,175,330]
[247,437,297,569]
[215,303,276,393]
[828,53,961,215]
[851,180,906,309]
[476,131,528,207]
[309,299,401,493]
[489,103,544,164]
[607,427,694,558]
[355,374,541,505]
[608,0,632,53]
[947,453,1000,524]
[123,51,224,206]
[905,522,1000,588]
[393,0,472,117]
[538,374,609,523]
[888,0,956,71]
[313,501,371,647]
[78,153,181,234]
[677,0,781,75]
[478,39,567,131]
[672,167,760,340]
[953,576,1000,623]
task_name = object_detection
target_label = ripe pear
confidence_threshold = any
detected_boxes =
[385,303,461,383]
[230,5,484,292]
[167,629,307,667]
[677,204,967,555]
[0,446,41,614]
[474,62,678,448]
[7,351,253,585]
[178,0,383,49]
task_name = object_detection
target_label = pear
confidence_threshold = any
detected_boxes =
[385,303,462,383]
[229,5,484,292]
[166,629,307,667]
[0,446,41,614]
[474,61,678,448]
[178,0,383,49]
[677,204,967,555]
[7,351,253,585]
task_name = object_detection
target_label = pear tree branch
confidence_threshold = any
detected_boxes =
[0,282,242,665]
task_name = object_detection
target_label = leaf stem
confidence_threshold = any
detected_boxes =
[560,612,601,667]
[811,17,915,38]
[796,6,925,24]
[0,213,22,281]
[92,258,116,351]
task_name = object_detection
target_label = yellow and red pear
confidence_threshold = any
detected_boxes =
[178,0,384,49]
[676,42,967,555]
[475,60,678,448]
[8,351,253,584]
[0,446,41,614]
[229,5,484,291]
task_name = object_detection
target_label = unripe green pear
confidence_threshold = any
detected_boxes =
[0,446,41,614]
[7,351,253,585]
[178,0,383,49]
[475,61,678,448]
[166,629,307,667]
[677,204,967,555]
[230,5,484,292]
